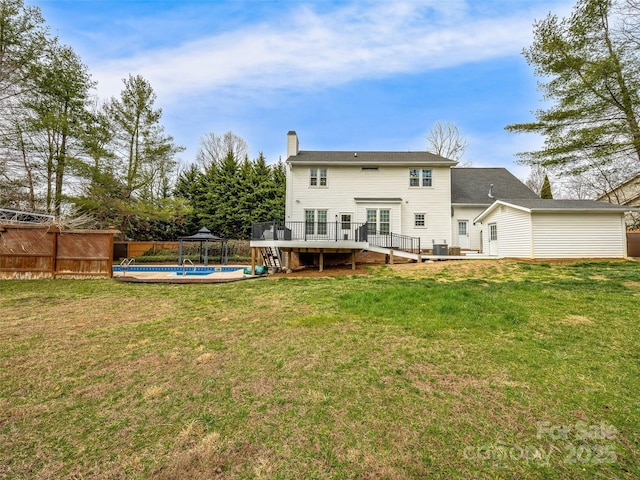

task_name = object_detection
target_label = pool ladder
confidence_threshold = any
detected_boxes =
[120,257,135,276]
[182,259,195,276]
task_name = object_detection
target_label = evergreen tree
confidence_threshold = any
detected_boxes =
[540,174,554,199]
[25,41,94,215]
[0,0,48,102]
[104,75,184,237]
[176,149,287,240]
[0,0,49,208]
[506,0,640,180]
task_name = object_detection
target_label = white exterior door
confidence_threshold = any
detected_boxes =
[488,223,498,256]
[340,213,352,240]
[458,220,469,249]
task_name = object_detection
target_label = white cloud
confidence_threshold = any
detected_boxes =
[91,1,565,102]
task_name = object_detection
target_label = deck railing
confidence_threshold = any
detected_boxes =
[251,221,421,254]
[252,220,368,242]
[367,231,421,254]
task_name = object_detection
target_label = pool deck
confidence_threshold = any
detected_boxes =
[113,266,260,284]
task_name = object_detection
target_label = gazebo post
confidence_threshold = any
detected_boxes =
[204,240,209,266]
[178,240,183,265]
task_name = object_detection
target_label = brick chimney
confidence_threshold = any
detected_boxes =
[287,131,299,158]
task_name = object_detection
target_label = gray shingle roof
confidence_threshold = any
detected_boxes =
[287,150,457,166]
[451,168,538,205]
[499,199,639,211]
[474,198,639,223]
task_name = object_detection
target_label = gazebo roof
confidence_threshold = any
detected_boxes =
[180,227,224,241]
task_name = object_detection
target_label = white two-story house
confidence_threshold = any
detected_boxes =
[285,131,457,249]
[249,131,634,271]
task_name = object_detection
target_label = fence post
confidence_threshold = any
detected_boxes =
[51,226,59,279]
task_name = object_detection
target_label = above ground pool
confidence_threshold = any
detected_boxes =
[112,264,251,284]
[112,265,243,274]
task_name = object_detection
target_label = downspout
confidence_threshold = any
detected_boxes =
[622,215,628,258]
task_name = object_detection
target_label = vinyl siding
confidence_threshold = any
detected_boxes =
[451,206,485,251]
[532,213,626,258]
[480,206,532,257]
[288,164,452,244]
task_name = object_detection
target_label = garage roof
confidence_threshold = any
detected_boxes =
[474,199,640,223]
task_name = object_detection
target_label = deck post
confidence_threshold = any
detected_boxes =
[351,250,356,270]
[287,250,292,271]
[251,247,256,275]
[319,251,324,272]
[389,249,394,265]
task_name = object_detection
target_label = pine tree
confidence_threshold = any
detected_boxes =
[540,174,553,199]
[506,0,640,179]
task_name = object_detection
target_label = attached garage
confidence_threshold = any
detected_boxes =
[474,199,636,259]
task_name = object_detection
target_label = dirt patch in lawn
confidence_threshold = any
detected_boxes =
[560,315,594,326]
[388,259,520,281]
[268,265,373,279]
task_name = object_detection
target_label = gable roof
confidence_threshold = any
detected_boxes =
[596,171,640,206]
[596,172,640,200]
[287,150,457,167]
[474,198,639,223]
[451,168,539,205]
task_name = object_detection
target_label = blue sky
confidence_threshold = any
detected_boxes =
[35,0,574,178]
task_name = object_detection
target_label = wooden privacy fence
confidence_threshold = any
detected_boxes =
[0,224,118,279]
[628,231,640,257]
[114,241,180,259]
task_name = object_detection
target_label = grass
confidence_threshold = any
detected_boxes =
[0,259,639,479]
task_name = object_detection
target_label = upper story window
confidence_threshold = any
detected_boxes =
[409,168,433,187]
[409,168,419,186]
[422,169,432,187]
[310,168,327,187]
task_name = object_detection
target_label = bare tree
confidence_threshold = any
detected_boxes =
[195,131,249,169]
[621,0,640,48]
[553,156,638,199]
[524,164,547,196]
[426,121,470,166]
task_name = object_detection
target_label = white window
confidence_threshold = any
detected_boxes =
[415,213,426,228]
[310,168,327,187]
[305,209,328,235]
[317,210,327,235]
[409,168,433,187]
[422,169,432,187]
[305,209,315,234]
[458,221,468,236]
[367,208,390,234]
[409,168,419,187]
[380,209,390,234]
[341,214,352,230]
[367,209,377,234]
[489,224,497,241]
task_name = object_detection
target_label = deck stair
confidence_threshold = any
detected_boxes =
[366,232,422,262]
[260,246,282,272]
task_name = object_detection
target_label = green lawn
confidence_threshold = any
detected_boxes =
[1,260,639,479]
